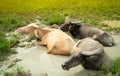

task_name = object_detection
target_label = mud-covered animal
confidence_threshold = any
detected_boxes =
[18,23,75,55]
[60,18,114,47]
[62,37,104,71]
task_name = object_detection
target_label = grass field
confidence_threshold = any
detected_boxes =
[0,0,120,17]
[0,0,120,26]
[0,0,120,31]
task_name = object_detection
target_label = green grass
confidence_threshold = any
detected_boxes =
[0,33,11,53]
[3,65,31,76]
[0,0,119,17]
[9,34,19,47]
[48,14,65,25]
[105,27,120,33]
[0,33,11,61]
[0,0,120,29]
[96,57,120,76]
[0,16,28,32]
[0,33,18,61]
[111,58,120,75]
[0,0,119,31]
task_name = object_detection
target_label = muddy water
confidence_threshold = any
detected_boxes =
[103,35,120,66]
[13,35,120,76]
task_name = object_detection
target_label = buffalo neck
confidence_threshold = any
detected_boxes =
[37,28,51,39]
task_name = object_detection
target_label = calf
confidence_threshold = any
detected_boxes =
[60,18,114,47]
[18,23,75,55]
[62,37,104,70]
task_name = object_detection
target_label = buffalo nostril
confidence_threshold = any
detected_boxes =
[109,42,114,47]
[61,64,69,70]
[62,64,65,69]
[112,42,114,46]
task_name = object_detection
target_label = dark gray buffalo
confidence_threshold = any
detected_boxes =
[60,18,114,47]
[62,37,104,71]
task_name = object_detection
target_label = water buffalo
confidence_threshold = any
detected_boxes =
[62,37,104,70]
[18,23,75,55]
[60,18,114,47]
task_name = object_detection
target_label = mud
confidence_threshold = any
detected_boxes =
[16,45,97,76]
[2,34,120,76]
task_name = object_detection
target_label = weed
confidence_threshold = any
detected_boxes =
[48,14,65,25]
[3,65,31,76]
[96,57,120,76]
[0,0,120,32]
[111,58,120,75]
[0,33,18,61]
[3,72,13,76]
[105,27,120,33]
[0,16,28,32]
[0,33,11,54]
[29,35,36,41]
[9,34,19,47]
[0,33,11,61]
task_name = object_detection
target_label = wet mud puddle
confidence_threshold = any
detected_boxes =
[4,35,120,76]
[16,46,95,76]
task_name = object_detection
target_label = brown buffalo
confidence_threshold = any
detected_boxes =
[18,23,75,55]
